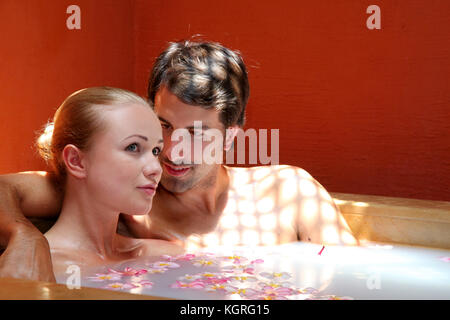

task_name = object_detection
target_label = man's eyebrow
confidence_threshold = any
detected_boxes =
[186,124,210,130]
[158,116,171,125]
[122,134,148,142]
[158,116,210,130]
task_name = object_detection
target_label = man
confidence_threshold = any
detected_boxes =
[0,41,357,282]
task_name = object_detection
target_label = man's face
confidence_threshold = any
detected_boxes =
[154,86,226,193]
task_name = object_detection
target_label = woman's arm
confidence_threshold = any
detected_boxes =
[0,171,63,282]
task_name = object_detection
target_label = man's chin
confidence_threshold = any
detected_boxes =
[160,177,194,194]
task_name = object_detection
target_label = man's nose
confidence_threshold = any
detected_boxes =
[162,130,192,165]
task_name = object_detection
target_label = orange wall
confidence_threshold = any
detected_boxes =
[134,0,450,201]
[1,1,449,201]
[0,0,135,172]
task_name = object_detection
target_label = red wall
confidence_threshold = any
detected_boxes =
[1,1,449,201]
[0,0,135,172]
[134,0,450,201]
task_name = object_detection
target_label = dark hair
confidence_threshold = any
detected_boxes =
[148,40,250,128]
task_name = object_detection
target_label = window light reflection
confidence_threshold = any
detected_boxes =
[187,165,360,248]
[299,179,317,197]
[256,197,275,213]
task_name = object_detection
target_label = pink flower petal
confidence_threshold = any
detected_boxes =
[297,287,319,295]
[251,259,264,264]
[171,280,205,289]
[107,267,147,276]
[243,268,255,274]
[135,280,153,288]
[152,261,180,269]
[87,273,122,282]
[274,287,294,295]
[179,253,196,261]
[103,282,139,290]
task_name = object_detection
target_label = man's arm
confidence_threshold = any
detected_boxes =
[0,171,62,282]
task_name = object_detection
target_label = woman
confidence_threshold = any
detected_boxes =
[37,87,184,275]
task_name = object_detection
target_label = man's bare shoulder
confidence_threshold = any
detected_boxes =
[225,164,335,207]
[1,171,51,185]
[225,164,313,177]
[225,164,316,190]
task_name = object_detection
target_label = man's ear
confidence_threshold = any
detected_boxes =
[224,126,240,151]
[61,144,87,179]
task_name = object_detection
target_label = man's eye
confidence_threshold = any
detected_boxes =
[152,146,161,156]
[125,143,139,152]
[191,130,203,137]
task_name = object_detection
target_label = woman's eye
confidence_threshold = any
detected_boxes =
[152,146,161,156]
[125,143,139,152]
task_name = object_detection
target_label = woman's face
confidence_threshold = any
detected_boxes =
[82,103,163,215]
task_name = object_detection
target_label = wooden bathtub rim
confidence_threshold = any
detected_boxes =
[331,192,450,250]
[27,193,450,250]
[0,277,171,300]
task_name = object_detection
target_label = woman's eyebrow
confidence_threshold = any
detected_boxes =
[122,134,148,142]
[158,116,210,130]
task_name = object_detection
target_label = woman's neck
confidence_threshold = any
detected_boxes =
[45,181,124,261]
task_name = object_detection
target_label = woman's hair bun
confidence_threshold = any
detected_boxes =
[36,122,54,162]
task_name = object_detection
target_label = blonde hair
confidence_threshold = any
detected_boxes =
[36,87,150,189]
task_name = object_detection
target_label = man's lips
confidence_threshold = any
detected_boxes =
[163,162,191,177]
[137,184,157,196]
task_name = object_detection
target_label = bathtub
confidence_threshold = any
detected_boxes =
[26,193,450,300]
[53,238,450,300]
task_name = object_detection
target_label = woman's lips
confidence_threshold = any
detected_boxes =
[163,162,191,177]
[137,184,157,196]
